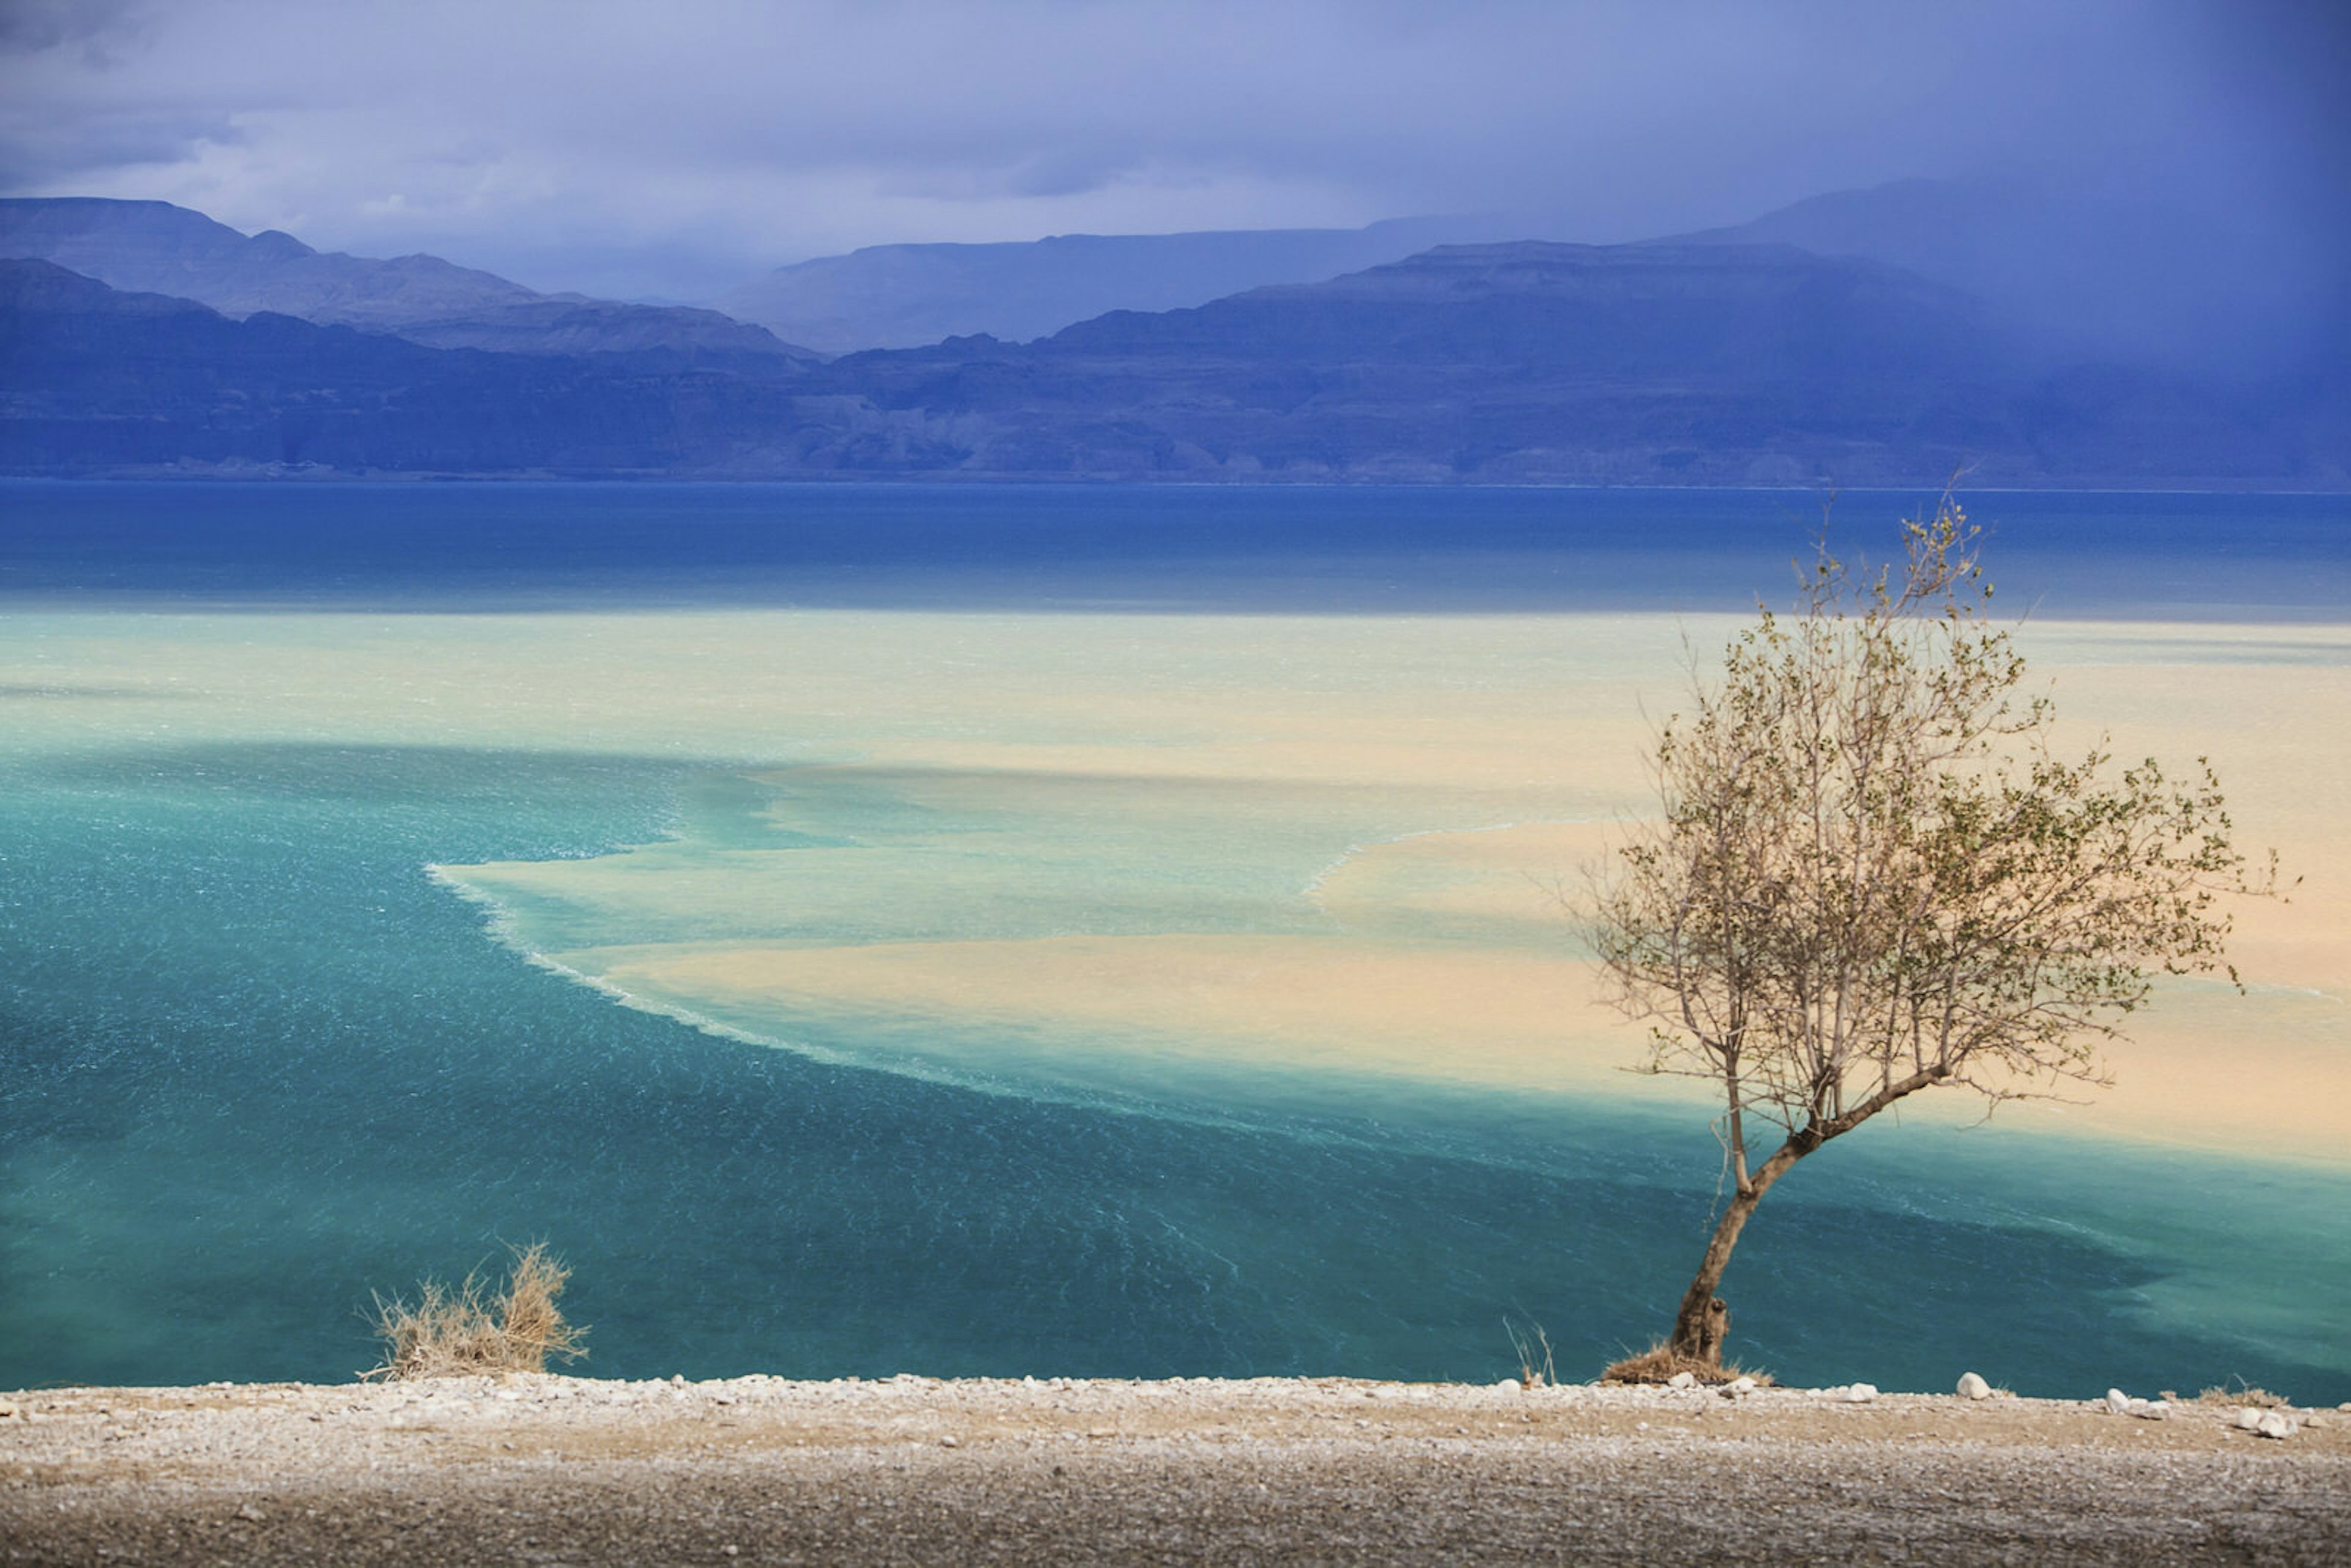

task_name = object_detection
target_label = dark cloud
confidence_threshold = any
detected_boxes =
[0,106,238,186]
[0,0,2336,306]
[0,0,138,54]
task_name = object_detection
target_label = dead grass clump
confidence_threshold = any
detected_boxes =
[366,1242,587,1381]
[1599,1340,1772,1386]
[2192,1382,2289,1408]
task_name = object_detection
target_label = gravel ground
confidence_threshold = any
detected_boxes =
[4,1374,2347,1565]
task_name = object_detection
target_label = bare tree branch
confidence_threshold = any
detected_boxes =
[1588,493,2271,1365]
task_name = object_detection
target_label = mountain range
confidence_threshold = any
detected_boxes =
[0,198,814,362]
[2,190,2343,486]
[715,216,1526,353]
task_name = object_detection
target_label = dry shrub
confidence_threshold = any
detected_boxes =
[1599,1340,1772,1387]
[2193,1382,2289,1408]
[367,1242,587,1381]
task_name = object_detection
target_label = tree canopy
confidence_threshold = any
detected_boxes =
[1591,498,2270,1370]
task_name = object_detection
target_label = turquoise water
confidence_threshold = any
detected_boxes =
[1,483,2345,1400]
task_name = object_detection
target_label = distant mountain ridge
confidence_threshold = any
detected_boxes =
[717,216,1525,353]
[810,241,2033,484]
[0,198,817,361]
[11,233,2338,487]
[0,257,811,473]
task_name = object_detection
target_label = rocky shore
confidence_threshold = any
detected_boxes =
[5,1374,2347,1565]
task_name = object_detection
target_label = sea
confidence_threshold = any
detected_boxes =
[1,480,2345,1401]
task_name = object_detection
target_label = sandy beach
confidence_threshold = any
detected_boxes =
[5,1374,2347,1565]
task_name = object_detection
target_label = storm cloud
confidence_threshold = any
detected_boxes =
[1,0,2342,302]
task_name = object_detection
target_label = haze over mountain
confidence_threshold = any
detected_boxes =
[808,240,2335,486]
[0,198,816,362]
[11,1,2336,313]
[1671,174,2349,378]
[712,174,2350,372]
[717,217,1529,353]
[10,202,2339,487]
[0,258,809,473]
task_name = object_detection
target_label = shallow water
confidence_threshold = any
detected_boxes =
[1,483,2345,1400]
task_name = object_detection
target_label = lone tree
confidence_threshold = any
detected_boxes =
[1592,497,2269,1373]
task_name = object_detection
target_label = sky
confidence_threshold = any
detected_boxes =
[2,0,2345,302]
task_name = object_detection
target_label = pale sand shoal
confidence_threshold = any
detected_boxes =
[438,623,2349,1166]
[10,609,2344,1163]
[5,1375,2346,1566]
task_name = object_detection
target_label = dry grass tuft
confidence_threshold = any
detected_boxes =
[1599,1340,1772,1387]
[2192,1382,2289,1408]
[366,1242,587,1381]
[1504,1318,1557,1388]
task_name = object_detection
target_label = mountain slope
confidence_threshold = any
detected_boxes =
[716,217,1518,353]
[0,198,814,362]
[1670,176,2347,376]
[0,259,815,473]
[6,243,2339,486]
[801,242,2029,483]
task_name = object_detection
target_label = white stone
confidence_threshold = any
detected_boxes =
[2104,1389,2133,1414]
[2256,1411,2299,1441]
[2129,1399,2169,1420]
[1667,1372,1697,1390]
[2235,1407,2267,1431]
[1842,1384,1878,1403]
[1727,1377,1758,1397]
[1496,1378,1523,1392]
[1956,1373,1992,1400]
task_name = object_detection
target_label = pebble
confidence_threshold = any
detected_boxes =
[1956,1373,1992,1401]
[2235,1407,2265,1431]
[1841,1384,1878,1404]
[2256,1411,2300,1441]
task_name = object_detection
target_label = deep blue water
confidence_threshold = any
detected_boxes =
[1,482,2345,1398]
[7,738,2344,1398]
[3,480,2344,616]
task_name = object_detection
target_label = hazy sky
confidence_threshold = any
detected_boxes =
[2,0,2343,301]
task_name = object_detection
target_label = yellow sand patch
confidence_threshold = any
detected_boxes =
[11,607,2337,1160]
[576,932,1644,1097]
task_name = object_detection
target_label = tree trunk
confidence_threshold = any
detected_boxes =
[1667,1141,1807,1364]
